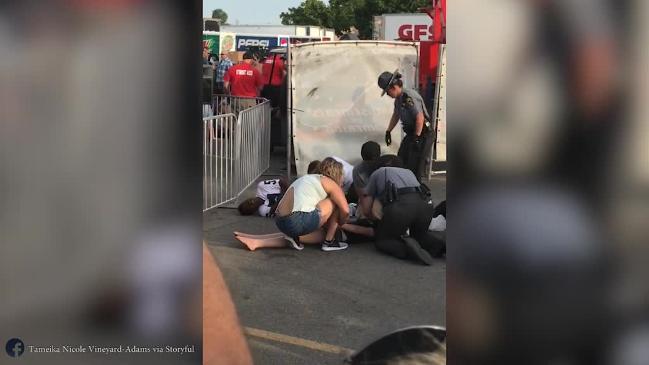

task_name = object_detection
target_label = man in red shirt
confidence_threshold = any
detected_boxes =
[261,53,286,88]
[224,51,263,111]
[261,53,287,111]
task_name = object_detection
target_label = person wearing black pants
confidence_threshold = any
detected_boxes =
[398,130,434,180]
[361,155,442,265]
[378,71,434,180]
[375,193,438,264]
[261,53,287,148]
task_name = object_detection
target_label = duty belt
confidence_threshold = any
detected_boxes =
[397,187,422,195]
[383,185,429,206]
[404,120,432,136]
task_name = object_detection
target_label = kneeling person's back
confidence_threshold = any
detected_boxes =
[366,167,420,199]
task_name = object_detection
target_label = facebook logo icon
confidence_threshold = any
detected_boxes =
[5,338,25,357]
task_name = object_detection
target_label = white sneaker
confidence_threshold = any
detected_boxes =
[285,237,304,251]
[321,238,348,252]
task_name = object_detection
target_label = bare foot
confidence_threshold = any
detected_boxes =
[234,235,260,251]
[234,235,289,251]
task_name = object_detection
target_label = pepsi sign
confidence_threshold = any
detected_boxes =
[236,35,278,51]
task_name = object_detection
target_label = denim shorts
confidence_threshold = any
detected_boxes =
[275,209,321,238]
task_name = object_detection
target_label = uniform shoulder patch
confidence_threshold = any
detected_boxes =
[401,93,415,108]
[406,97,415,107]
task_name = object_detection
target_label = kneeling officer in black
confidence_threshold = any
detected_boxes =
[360,155,442,265]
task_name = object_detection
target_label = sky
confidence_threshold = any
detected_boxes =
[203,0,327,25]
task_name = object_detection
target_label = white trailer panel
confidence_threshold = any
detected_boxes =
[290,41,419,175]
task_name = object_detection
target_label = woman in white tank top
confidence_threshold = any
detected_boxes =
[274,158,351,251]
[233,158,351,252]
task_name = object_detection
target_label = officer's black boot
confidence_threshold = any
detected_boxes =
[400,235,433,265]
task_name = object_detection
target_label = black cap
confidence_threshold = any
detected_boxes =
[378,69,401,96]
[243,51,254,60]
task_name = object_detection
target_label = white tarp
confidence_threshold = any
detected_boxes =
[290,41,419,176]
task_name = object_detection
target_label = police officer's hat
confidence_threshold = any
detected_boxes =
[378,69,401,96]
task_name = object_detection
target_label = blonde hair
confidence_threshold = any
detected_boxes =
[317,157,343,186]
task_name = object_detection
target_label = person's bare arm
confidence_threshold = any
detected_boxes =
[360,173,378,219]
[341,223,375,237]
[387,111,399,133]
[321,176,349,224]
[203,244,253,365]
[359,194,374,220]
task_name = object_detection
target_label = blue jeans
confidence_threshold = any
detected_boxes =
[275,209,321,238]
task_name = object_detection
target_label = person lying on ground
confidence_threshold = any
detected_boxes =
[360,154,444,265]
[234,202,368,250]
[237,177,289,217]
[275,157,350,251]
[234,194,445,252]
[234,209,375,250]
[340,198,446,245]
[233,159,335,251]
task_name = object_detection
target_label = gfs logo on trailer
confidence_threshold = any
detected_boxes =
[397,24,435,41]
[383,14,434,41]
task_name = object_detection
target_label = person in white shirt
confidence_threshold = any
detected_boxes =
[237,178,288,217]
[332,156,354,194]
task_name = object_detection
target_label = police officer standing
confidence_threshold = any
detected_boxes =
[378,70,434,180]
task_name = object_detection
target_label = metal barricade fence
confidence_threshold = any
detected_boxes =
[203,97,271,212]
[204,113,239,211]
[237,99,272,193]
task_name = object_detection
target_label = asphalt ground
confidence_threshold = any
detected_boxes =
[203,151,446,365]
